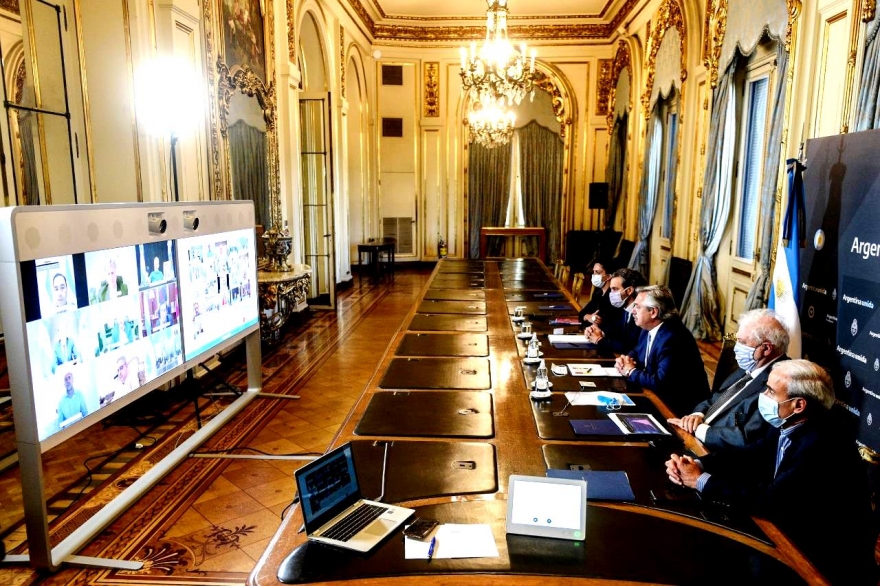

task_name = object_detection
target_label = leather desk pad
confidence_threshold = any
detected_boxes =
[542,444,770,544]
[355,391,494,437]
[396,333,489,357]
[417,300,487,315]
[438,265,486,274]
[501,280,557,290]
[380,357,491,389]
[504,291,561,301]
[349,440,497,503]
[433,274,486,283]
[276,499,800,584]
[525,334,605,359]
[409,314,488,331]
[429,280,487,289]
[530,394,664,440]
[424,289,486,301]
[506,301,575,315]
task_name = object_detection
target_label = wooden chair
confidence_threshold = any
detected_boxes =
[553,259,565,279]
[559,265,571,289]
[571,272,586,304]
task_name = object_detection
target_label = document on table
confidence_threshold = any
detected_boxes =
[404,524,499,559]
[567,364,622,377]
[547,334,592,348]
[563,391,636,406]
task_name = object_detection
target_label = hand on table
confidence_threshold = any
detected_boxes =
[668,413,704,434]
[665,453,702,489]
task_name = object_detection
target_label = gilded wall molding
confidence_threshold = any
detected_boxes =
[703,0,728,88]
[641,0,687,117]
[786,0,802,51]
[865,0,876,22]
[340,26,346,99]
[0,0,18,13]
[287,0,297,62]
[532,69,571,139]
[607,40,632,131]
[424,62,439,117]
[596,59,613,117]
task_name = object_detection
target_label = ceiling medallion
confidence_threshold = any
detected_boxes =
[466,95,516,149]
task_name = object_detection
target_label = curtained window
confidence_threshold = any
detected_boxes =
[855,12,880,131]
[658,96,679,240]
[467,143,511,258]
[735,72,771,260]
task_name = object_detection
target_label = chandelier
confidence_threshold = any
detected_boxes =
[459,0,536,107]
[466,95,516,148]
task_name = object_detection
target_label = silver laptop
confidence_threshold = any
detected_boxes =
[295,443,414,552]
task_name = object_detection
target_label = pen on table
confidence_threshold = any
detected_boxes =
[427,536,437,562]
[583,367,592,373]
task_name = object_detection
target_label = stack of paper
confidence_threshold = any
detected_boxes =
[404,524,499,559]
[567,364,621,377]
[547,334,592,348]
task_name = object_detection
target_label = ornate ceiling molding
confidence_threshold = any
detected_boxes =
[702,0,727,89]
[641,0,687,117]
[607,39,632,130]
[349,0,641,43]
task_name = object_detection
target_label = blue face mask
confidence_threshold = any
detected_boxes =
[733,341,758,372]
[609,289,625,308]
[758,393,795,428]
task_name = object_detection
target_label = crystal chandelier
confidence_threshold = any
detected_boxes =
[466,95,516,148]
[460,0,536,107]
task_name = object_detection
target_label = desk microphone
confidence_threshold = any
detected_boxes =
[553,400,572,417]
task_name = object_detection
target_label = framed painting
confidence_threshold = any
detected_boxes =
[221,0,267,83]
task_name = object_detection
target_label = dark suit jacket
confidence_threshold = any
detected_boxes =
[594,303,638,355]
[578,287,609,322]
[626,316,709,416]
[692,356,789,451]
[700,413,877,584]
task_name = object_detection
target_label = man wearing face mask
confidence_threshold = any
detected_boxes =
[667,309,789,450]
[583,268,645,354]
[665,360,877,585]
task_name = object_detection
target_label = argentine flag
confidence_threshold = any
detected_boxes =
[769,158,805,358]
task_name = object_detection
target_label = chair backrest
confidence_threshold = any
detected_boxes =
[553,259,565,279]
[613,239,635,270]
[711,333,740,394]
[668,257,693,310]
[559,265,571,289]
[571,272,585,303]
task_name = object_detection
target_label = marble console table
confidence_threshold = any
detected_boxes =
[257,263,311,344]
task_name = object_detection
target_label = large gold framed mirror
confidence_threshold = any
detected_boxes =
[202,0,281,236]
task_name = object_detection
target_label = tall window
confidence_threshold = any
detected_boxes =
[659,105,679,239]
[735,72,770,260]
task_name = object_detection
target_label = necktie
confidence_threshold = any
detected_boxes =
[645,332,654,364]
[775,435,791,476]
[704,373,752,422]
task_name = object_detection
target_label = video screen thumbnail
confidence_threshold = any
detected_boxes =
[178,228,259,362]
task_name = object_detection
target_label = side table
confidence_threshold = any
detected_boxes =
[257,264,311,344]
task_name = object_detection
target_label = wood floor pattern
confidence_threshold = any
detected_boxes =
[0,268,432,585]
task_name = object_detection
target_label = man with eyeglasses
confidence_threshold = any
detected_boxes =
[665,360,877,584]
[668,309,789,450]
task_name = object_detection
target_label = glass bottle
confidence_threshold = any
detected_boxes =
[527,333,540,359]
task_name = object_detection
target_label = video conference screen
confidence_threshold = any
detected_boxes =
[177,228,259,362]
[20,242,183,443]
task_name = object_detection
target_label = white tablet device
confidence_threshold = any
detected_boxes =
[505,474,587,541]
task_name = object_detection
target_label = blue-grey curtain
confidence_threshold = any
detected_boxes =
[628,112,663,278]
[18,112,40,205]
[605,114,627,229]
[855,12,880,131]
[468,142,511,258]
[745,44,789,309]
[681,56,738,340]
[520,121,564,263]
[229,120,269,229]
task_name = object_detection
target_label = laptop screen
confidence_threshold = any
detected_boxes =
[296,443,361,533]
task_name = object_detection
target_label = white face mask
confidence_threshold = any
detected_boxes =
[591,274,605,288]
[609,289,625,308]
[733,341,759,372]
[758,393,795,428]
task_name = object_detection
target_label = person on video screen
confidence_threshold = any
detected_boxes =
[149,256,164,283]
[115,355,139,394]
[57,371,88,427]
[52,273,75,313]
[52,320,81,374]
[97,257,129,301]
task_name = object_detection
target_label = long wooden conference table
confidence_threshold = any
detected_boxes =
[250,259,824,585]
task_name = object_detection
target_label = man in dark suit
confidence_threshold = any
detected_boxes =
[665,360,877,585]
[583,267,646,355]
[668,308,789,450]
[614,285,709,416]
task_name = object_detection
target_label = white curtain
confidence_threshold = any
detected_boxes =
[504,132,525,227]
[628,114,663,278]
